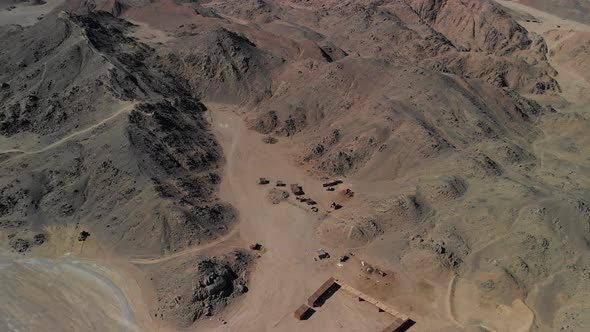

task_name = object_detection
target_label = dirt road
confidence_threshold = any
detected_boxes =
[129,228,240,265]
[0,102,136,160]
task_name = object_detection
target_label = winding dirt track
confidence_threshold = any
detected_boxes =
[0,102,136,159]
[128,228,240,265]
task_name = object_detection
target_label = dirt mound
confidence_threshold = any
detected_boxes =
[408,225,470,272]
[317,216,384,247]
[417,176,467,204]
[266,188,289,204]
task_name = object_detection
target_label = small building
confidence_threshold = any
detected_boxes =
[331,202,342,210]
[276,180,286,187]
[307,277,338,307]
[293,304,314,320]
[259,177,270,185]
[322,180,343,187]
[382,319,416,332]
[290,184,305,195]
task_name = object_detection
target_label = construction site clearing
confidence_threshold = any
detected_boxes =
[256,174,410,329]
[256,176,417,330]
[295,276,415,331]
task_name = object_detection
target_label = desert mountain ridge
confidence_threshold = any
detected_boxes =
[1,0,590,331]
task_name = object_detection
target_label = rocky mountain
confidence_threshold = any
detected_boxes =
[0,11,232,256]
[1,0,590,331]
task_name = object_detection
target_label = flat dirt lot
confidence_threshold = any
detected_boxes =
[200,105,412,331]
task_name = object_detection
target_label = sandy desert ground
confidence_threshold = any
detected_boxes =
[1,0,590,331]
[0,0,64,26]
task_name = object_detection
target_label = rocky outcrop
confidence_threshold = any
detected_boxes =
[152,250,252,326]
[407,0,533,55]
